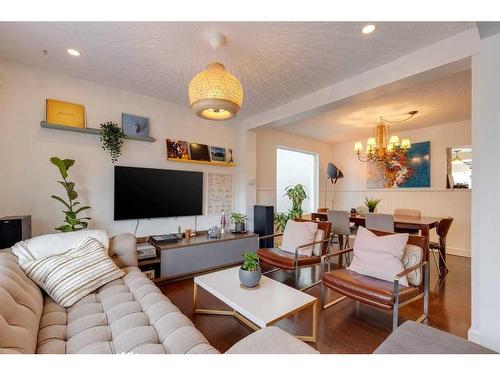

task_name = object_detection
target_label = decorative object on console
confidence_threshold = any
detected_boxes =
[50,157,91,232]
[367,141,430,188]
[239,251,261,288]
[122,113,149,137]
[227,148,234,163]
[207,225,222,239]
[354,111,417,163]
[46,99,85,128]
[189,142,211,161]
[230,212,247,233]
[210,146,227,162]
[364,196,382,213]
[323,162,344,209]
[273,184,308,232]
[0,215,31,249]
[188,31,243,121]
[99,121,125,163]
[166,139,190,159]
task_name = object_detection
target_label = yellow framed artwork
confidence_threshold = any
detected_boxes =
[46,99,85,128]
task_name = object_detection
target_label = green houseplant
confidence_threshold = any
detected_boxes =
[50,157,91,232]
[230,212,247,233]
[239,251,261,288]
[99,121,125,163]
[365,196,382,213]
[273,184,309,232]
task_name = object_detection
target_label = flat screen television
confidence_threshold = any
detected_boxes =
[114,166,203,220]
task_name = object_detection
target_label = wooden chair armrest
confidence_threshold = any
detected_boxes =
[394,261,429,280]
[258,233,283,240]
[296,237,331,251]
[321,248,353,261]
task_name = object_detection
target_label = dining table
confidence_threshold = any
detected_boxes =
[310,211,444,274]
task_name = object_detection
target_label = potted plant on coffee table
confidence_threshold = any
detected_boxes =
[230,212,247,233]
[239,251,261,288]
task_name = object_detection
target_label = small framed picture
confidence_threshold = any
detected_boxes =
[189,143,211,161]
[122,113,149,137]
[210,146,227,162]
[166,139,190,159]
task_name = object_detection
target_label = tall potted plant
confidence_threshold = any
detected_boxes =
[50,157,91,232]
[239,251,261,288]
[273,184,308,232]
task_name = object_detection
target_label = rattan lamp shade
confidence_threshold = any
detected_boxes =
[188,62,243,121]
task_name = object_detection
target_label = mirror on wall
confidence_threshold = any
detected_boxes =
[447,146,472,189]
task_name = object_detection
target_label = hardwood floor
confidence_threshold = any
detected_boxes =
[160,254,470,354]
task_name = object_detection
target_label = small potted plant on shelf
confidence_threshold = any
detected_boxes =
[230,212,247,233]
[365,196,382,213]
[239,251,261,288]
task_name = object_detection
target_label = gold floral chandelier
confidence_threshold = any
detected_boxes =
[354,111,418,163]
[188,32,243,121]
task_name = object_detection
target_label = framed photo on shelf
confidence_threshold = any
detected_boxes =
[166,139,190,159]
[46,99,85,128]
[189,143,211,161]
[122,113,149,137]
[210,146,227,162]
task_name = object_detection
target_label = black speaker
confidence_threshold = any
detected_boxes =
[0,215,31,249]
[254,205,274,248]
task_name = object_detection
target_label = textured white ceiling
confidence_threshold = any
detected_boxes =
[0,22,475,117]
[275,69,471,144]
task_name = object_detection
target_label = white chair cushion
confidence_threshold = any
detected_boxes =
[279,220,318,257]
[348,226,410,287]
[15,237,124,307]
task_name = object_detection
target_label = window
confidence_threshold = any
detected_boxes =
[448,147,472,189]
[276,147,317,213]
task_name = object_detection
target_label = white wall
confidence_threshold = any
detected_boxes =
[255,128,334,211]
[469,33,500,352]
[331,120,471,256]
[0,59,242,237]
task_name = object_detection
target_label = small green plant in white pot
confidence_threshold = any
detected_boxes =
[230,212,247,233]
[239,251,261,288]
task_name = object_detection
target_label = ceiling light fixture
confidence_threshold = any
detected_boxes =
[188,32,243,121]
[354,111,418,163]
[67,49,80,56]
[362,24,376,34]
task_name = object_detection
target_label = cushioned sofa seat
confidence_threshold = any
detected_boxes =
[36,266,218,354]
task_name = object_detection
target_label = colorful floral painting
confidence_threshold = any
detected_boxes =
[367,141,430,188]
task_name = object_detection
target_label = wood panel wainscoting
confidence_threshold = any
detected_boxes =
[161,255,471,354]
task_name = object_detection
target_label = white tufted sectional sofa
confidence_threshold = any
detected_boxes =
[0,232,317,354]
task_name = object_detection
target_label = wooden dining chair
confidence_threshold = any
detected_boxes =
[257,218,332,291]
[429,217,454,277]
[394,209,421,234]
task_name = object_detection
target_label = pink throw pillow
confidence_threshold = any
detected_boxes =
[280,220,318,257]
[348,226,409,287]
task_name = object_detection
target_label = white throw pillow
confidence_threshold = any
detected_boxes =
[280,220,318,257]
[12,229,109,262]
[348,226,410,287]
[14,237,124,307]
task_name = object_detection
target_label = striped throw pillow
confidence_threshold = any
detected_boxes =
[20,237,124,307]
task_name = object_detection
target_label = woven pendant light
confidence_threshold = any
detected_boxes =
[188,32,243,121]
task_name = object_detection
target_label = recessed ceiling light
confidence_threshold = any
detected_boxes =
[362,24,376,34]
[67,49,80,56]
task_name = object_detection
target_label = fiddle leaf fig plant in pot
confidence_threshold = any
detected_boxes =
[239,251,261,288]
[230,212,247,233]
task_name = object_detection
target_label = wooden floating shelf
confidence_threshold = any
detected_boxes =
[40,121,156,142]
[167,157,237,167]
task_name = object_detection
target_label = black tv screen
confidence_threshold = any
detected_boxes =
[114,166,203,220]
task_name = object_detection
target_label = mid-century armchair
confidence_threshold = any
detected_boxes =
[320,230,429,331]
[257,219,332,291]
